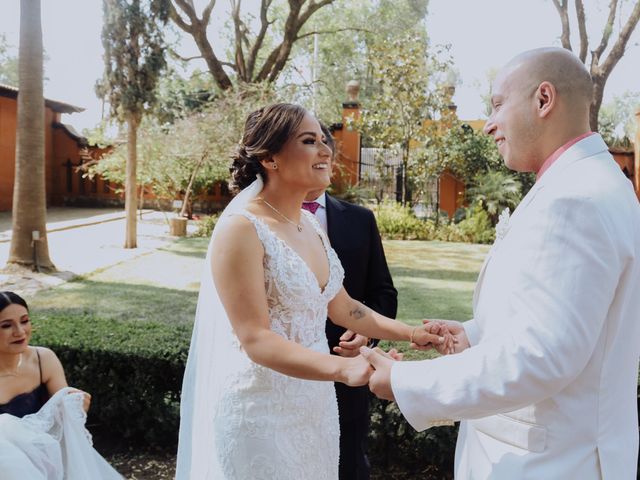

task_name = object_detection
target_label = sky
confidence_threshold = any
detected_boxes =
[0,0,638,132]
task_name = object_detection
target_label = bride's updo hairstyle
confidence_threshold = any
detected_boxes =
[230,103,307,192]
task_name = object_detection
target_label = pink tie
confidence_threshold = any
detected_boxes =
[302,201,320,214]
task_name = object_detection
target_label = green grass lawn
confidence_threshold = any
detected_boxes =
[28,237,489,362]
[380,240,489,359]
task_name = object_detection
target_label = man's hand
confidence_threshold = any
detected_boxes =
[334,329,369,357]
[410,322,456,354]
[360,346,396,401]
[419,319,470,354]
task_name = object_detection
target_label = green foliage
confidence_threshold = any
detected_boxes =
[450,205,495,244]
[31,311,190,445]
[96,0,169,123]
[373,201,494,244]
[467,170,522,224]
[598,91,640,148]
[373,200,434,240]
[152,68,218,124]
[286,0,431,123]
[89,83,276,209]
[424,123,502,182]
[0,33,19,86]
[194,214,219,238]
[358,31,452,204]
[369,399,456,479]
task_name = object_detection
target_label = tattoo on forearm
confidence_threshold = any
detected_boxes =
[349,305,367,320]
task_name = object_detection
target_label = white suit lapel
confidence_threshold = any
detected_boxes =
[471,134,608,313]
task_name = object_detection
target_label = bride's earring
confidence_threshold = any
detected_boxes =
[272,163,278,170]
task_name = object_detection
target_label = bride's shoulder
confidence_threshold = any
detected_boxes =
[213,214,263,252]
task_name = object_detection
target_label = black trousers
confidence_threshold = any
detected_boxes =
[337,385,371,480]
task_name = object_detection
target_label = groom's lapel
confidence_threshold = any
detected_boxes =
[471,178,545,312]
[472,135,607,313]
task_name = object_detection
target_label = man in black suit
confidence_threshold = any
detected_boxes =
[302,125,398,480]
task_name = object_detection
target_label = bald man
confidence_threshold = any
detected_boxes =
[363,48,640,479]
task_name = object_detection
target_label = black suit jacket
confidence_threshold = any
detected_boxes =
[325,194,398,418]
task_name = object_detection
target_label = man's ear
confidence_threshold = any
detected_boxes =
[536,81,556,118]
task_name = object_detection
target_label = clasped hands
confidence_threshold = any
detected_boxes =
[343,320,470,401]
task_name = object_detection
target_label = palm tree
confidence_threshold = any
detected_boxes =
[8,0,54,269]
[467,170,522,225]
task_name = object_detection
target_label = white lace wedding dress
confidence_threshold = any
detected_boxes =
[176,181,345,480]
[213,210,344,479]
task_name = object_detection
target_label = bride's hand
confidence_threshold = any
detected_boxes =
[339,355,373,387]
[421,320,469,355]
[410,323,456,354]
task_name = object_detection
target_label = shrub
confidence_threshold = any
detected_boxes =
[193,214,218,238]
[369,398,457,478]
[31,312,190,446]
[373,201,494,244]
[457,205,495,244]
[373,200,434,240]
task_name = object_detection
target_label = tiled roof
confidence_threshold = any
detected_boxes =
[0,83,84,113]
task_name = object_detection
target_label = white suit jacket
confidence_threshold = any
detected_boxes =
[392,134,640,479]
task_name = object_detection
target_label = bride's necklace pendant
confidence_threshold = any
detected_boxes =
[259,198,303,233]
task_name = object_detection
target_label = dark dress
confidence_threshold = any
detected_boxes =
[0,348,49,418]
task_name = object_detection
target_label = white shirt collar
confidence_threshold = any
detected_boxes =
[308,192,326,208]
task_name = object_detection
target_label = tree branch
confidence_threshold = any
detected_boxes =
[167,48,203,62]
[593,0,618,62]
[574,0,588,62]
[296,26,371,41]
[168,2,194,33]
[551,0,572,50]
[247,0,273,80]
[230,0,247,80]
[599,0,640,78]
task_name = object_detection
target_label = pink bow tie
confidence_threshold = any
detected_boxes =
[302,201,321,214]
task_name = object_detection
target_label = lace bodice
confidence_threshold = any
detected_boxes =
[237,210,345,346]
[210,210,344,479]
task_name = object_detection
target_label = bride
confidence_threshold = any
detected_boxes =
[176,103,448,479]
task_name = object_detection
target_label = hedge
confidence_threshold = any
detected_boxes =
[31,312,190,446]
[31,312,640,477]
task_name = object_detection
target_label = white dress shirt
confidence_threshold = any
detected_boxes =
[307,192,328,233]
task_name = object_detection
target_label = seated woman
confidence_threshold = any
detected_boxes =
[0,291,90,417]
[0,291,121,479]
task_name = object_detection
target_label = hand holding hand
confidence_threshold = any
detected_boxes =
[333,329,369,357]
[410,323,455,354]
[359,346,396,401]
[339,354,373,387]
[421,319,470,355]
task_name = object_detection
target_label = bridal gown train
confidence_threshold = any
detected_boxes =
[209,210,345,479]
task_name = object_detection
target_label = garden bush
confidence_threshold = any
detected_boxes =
[373,200,494,244]
[193,214,218,237]
[30,310,459,473]
[369,398,457,479]
[373,200,434,240]
[31,311,190,446]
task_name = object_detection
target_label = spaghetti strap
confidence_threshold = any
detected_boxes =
[35,347,43,384]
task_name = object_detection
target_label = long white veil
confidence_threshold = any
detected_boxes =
[175,176,264,480]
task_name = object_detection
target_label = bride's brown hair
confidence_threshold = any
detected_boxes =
[230,103,307,192]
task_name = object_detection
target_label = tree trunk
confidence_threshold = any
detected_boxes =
[179,153,206,219]
[124,115,138,248]
[8,0,54,269]
[589,74,606,132]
